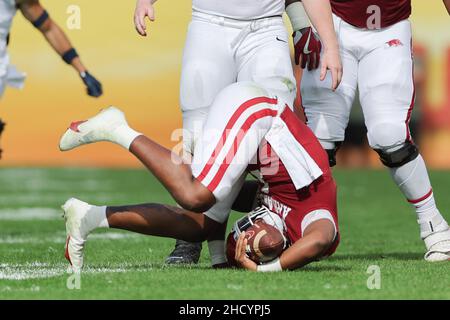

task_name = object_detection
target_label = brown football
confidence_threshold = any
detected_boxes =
[244,219,285,264]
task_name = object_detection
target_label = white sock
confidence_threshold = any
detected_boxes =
[208,240,227,266]
[88,205,109,229]
[389,155,447,238]
[389,155,431,201]
[111,124,142,150]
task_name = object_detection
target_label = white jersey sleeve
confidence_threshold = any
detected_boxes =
[192,0,285,20]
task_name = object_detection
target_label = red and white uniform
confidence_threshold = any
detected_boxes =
[301,0,415,151]
[191,82,338,250]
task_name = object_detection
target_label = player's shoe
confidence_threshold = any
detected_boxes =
[165,240,202,265]
[423,228,450,262]
[59,106,128,151]
[62,198,98,272]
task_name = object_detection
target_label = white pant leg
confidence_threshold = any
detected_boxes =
[237,21,296,108]
[180,16,238,156]
[301,15,358,148]
[357,20,415,150]
[192,82,279,223]
[180,18,237,114]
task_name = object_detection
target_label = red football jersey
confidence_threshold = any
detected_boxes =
[227,109,340,265]
[253,108,339,249]
[331,0,411,29]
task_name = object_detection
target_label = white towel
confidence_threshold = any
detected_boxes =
[265,106,323,190]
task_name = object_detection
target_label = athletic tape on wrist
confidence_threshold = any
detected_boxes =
[257,258,282,272]
[32,10,50,29]
[286,2,310,31]
[62,48,79,65]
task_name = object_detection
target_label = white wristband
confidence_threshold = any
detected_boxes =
[286,2,310,32]
[257,258,283,272]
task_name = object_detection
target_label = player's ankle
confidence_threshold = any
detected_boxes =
[111,124,142,150]
[418,210,448,239]
[89,205,109,229]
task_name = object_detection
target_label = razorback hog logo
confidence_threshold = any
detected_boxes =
[386,39,403,47]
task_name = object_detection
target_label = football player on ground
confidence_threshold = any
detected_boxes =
[133,0,339,266]
[59,81,340,273]
[299,0,450,261]
[0,0,103,158]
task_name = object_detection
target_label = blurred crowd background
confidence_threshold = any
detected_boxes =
[0,0,449,168]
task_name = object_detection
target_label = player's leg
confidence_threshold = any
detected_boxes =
[236,19,297,108]
[300,20,358,166]
[167,15,238,264]
[62,198,222,272]
[60,107,215,213]
[359,20,450,261]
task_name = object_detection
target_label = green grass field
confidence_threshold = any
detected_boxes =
[0,168,449,299]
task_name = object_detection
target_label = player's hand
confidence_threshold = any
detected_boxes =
[134,0,155,37]
[80,71,103,98]
[235,232,257,271]
[320,47,342,91]
[293,27,322,71]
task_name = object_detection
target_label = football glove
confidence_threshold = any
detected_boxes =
[80,71,103,98]
[0,119,5,159]
[293,27,322,71]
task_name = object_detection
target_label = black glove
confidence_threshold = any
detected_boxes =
[0,119,5,159]
[81,71,103,97]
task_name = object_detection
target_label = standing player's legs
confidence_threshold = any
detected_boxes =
[358,20,450,261]
[301,43,358,165]
[167,16,238,265]
[236,20,296,108]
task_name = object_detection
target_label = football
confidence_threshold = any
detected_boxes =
[244,219,285,264]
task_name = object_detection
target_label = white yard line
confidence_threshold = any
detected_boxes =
[0,208,61,220]
[0,262,149,281]
[0,231,140,244]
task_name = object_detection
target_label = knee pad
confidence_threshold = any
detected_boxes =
[325,142,342,167]
[367,122,407,150]
[374,142,419,168]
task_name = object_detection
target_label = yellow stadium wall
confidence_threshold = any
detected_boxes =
[0,0,449,168]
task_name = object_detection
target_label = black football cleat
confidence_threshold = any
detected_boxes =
[165,240,202,265]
